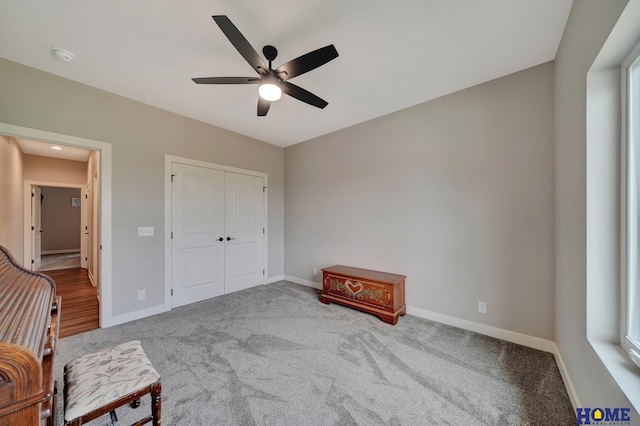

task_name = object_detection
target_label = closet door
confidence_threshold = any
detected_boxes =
[171,163,225,308]
[224,172,264,294]
[170,162,265,307]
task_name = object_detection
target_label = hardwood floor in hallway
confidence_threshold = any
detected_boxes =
[42,268,99,338]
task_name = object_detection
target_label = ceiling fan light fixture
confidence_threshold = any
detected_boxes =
[258,82,282,101]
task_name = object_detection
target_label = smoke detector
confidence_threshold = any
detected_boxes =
[51,47,75,63]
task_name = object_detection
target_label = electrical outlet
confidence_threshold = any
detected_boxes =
[138,290,145,300]
[138,227,154,237]
[478,301,487,314]
[313,268,318,276]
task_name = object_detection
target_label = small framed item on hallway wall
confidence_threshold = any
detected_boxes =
[71,198,81,207]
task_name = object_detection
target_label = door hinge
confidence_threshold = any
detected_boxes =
[85,257,88,261]
[31,226,34,231]
[263,228,265,234]
[31,192,35,198]
[100,245,102,250]
[31,259,34,264]
[171,289,174,296]
[85,194,88,199]
[171,231,173,239]
[263,269,265,275]
[263,186,267,192]
[171,174,176,182]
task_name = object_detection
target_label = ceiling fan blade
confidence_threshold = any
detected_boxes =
[212,15,267,74]
[192,77,259,84]
[275,45,338,80]
[258,97,271,116]
[281,81,328,109]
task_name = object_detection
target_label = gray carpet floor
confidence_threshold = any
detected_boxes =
[55,281,575,425]
[37,252,81,271]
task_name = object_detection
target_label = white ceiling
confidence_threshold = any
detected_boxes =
[16,138,91,162]
[0,1,573,148]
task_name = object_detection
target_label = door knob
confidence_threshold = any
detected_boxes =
[226,237,236,241]
[217,237,223,241]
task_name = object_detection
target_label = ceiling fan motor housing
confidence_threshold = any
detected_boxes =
[263,45,278,63]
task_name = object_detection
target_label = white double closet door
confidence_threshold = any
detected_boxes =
[171,162,265,308]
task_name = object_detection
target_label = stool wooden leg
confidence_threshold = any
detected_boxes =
[150,381,162,426]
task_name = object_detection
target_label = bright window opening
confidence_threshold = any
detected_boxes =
[623,40,640,368]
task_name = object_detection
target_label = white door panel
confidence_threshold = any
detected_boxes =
[232,243,257,276]
[225,173,264,294]
[171,163,225,308]
[81,186,88,269]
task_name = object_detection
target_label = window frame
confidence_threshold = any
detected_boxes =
[622,38,640,366]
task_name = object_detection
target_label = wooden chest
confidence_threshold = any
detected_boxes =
[320,265,406,325]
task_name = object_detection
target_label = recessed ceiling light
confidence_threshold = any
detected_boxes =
[51,47,75,63]
[51,146,62,150]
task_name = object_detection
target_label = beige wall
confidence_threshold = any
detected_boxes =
[0,58,285,317]
[285,62,555,340]
[40,186,81,252]
[0,135,24,262]
[24,155,87,184]
[555,0,637,415]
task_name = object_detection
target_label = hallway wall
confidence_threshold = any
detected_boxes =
[40,186,81,253]
[0,135,24,262]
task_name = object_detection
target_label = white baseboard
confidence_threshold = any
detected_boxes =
[551,344,581,411]
[284,275,322,290]
[266,274,285,284]
[102,304,167,328]
[406,305,556,353]
[42,249,80,255]
[88,270,96,287]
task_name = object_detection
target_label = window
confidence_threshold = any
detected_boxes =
[622,40,640,368]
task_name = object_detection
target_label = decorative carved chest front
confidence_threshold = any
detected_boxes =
[320,265,406,325]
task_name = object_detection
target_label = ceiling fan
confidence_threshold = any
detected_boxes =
[192,15,339,117]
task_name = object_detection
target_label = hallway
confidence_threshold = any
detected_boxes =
[43,268,99,338]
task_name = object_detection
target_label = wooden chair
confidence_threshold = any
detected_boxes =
[63,340,161,425]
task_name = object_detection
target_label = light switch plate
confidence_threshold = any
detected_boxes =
[138,227,154,237]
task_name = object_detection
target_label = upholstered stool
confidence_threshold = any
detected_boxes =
[63,340,162,425]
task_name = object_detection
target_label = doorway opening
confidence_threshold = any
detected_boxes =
[33,185,83,272]
[0,122,113,329]
[19,142,101,338]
